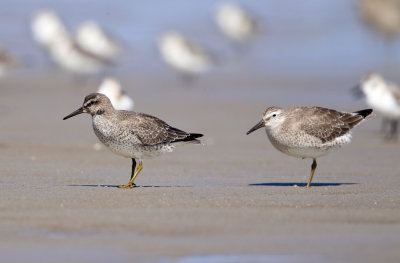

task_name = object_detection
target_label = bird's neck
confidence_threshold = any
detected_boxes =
[92,108,115,119]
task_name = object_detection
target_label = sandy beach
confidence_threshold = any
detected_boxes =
[0,71,399,263]
[1,1,400,262]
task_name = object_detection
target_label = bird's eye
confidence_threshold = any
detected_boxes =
[272,114,276,117]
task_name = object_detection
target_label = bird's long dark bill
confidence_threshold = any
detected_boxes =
[63,107,84,120]
[246,120,265,135]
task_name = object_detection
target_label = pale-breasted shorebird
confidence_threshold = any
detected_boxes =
[97,77,134,111]
[31,10,108,75]
[31,9,70,49]
[0,47,18,77]
[215,3,258,43]
[75,21,121,62]
[63,93,203,188]
[246,107,373,187]
[354,73,400,139]
[49,36,107,75]
[358,0,400,39]
[158,31,213,78]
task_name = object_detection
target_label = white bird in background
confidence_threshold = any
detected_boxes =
[354,73,400,140]
[31,9,70,49]
[31,10,110,75]
[0,46,18,77]
[75,21,122,62]
[358,0,400,39]
[97,77,134,111]
[215,3,258,43]
[49,37,107,75]
[158,31,213,79]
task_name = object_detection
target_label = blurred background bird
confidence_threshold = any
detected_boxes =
[75,21,122,63]
[158,31,214,81]
[48,36,108,75]
[357,0,400,77]
[358,0,400,40]
[31,9,70,50]
[354,73,400,140]
[0,46,18,77]
[31,9,118,76]
[97,77,134,111]
[215,3,258,45]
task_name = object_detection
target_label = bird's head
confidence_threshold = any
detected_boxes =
[63,93,113,120]
[246,106,283,135]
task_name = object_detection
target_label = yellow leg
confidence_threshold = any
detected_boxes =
[306,158,317,188]
[118,160,143,189]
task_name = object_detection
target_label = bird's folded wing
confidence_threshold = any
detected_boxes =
[300,108,363,143]
[123,113,190,146]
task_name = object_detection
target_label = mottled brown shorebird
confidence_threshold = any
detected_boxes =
[246,107,373,187]
[63,93,203,188]
[0,47,18,77]
[358,0,400,39]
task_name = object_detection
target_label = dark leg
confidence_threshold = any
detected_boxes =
[389,120,398,141]
[179,72,197,85]
[306,158,317,188]
[130,158,137,180]
[381,119,388,134]
[119,159,140,188]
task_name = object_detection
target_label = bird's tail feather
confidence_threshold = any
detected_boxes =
[354,109,374,120]
[185,133,203,144]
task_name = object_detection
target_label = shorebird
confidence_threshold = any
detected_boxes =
[31,9,70,49]
[215,3,257,43]
[49,36,107,74]
[158,31,213,79]
[246,106,373,187]
[75,21,121,62]
[358,0,400,39]
[63,93,203,188]
[31,10,107,74]
[354,73,400,139]
[97,77,134,111]
[0,47,18,77]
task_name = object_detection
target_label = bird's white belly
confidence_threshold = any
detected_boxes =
[282,146,336,158]
[105,140,175,160]
[105,140,140,158]
[267,131,351,159]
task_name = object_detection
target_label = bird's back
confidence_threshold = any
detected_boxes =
[93,110,202,159]
[267,107,372,158]
[287,107,372,143]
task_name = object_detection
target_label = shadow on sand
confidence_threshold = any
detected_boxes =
[66,184,192,188]
[249,182,357,187]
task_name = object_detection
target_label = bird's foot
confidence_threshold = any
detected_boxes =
[118,182,137,189]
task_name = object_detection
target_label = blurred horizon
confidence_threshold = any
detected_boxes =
[0,0,399,79]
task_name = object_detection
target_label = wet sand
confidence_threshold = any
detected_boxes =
[0,72,399,263]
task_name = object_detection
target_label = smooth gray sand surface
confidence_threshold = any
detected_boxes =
[0,72,399,263]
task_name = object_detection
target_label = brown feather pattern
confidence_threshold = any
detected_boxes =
[299,107,372,143]
[118,111,202,146]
